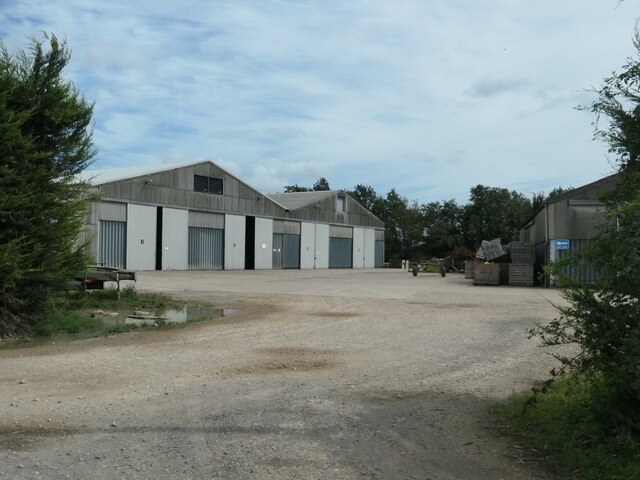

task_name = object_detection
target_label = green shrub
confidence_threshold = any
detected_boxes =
[496,375,640,480]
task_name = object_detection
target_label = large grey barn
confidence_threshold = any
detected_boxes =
[519,173,619,284]
[83,161,385,271]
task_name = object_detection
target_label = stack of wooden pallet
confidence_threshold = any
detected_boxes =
[464,260,474,279]
[469,239,536,287]
[508,242,535,286]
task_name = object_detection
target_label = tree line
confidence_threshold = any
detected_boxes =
[283,179,569,261]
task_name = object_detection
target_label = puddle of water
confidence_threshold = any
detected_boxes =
[0,306,233,349]
[100,306,232,327]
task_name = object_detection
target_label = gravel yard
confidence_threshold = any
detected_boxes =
[0,269,562,479]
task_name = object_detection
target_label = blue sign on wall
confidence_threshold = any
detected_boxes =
[555,239,570,250]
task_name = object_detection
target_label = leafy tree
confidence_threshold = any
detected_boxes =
[375,189,423,260]
[421,199,464,257]
[531,186,574,211]
[547,186,574,200]
[529,30,640,433]
[0,34,95,335]
[283,177,330,192]
[347,184,384,217]
[283,184,311,192]
[312,177,330,191]
[462,185,533,248]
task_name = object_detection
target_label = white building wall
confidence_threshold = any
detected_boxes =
[161,208,188,270]
[254,217,273,270]
[314,224,329,269]
[126,203,156,271]
[300,222,316,269]
[364,228,376,268]
[224,214,245,270]
[352,227,365,268]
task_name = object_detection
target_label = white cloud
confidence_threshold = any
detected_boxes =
[2,0,637,202]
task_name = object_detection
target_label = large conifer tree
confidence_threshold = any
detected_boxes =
[0,34,95,335]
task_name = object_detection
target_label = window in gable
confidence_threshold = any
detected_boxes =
[194,175,223,195]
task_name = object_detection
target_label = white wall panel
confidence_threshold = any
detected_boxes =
[314,223,329,269]
[126,204,156,271]
[300,223,316,269]
[224,214,245,270]
[352,227,365,268]
[162,208,188,270]
[364,228,376,268]
[254,217,273,270]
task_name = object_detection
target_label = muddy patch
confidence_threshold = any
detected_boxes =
[0,424,78,451]
[229,347,342,374]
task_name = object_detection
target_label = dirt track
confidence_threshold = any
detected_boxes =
[0,269,561,479]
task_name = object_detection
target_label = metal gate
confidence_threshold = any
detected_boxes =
[99,220,126,268]
[188,227,224,270]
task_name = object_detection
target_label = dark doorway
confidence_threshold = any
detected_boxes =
[155,207,163,270]
[245,216,255,270]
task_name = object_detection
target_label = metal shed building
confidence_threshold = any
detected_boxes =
[519,173,619,284]
[83,161,385,272]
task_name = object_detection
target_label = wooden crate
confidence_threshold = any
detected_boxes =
[509,263,534,286]
[473,263,500,285]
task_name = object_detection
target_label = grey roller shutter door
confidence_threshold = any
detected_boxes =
[188,227,224,270]
[272,224,300,269]
[329,237,353,268]
[99,220,126,268]
[283,234,300,269]
[375,240,384,267]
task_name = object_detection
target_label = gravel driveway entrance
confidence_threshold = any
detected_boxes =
[0,270,560,479]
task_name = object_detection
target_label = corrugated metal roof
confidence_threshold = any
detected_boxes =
[79,160,211,185]
[267,190,339,210]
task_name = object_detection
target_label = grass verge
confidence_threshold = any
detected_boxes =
[494,375,640,480]
[54,286,183,310]
[29,287,185,341]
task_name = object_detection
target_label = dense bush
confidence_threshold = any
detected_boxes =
[529,30,640,435]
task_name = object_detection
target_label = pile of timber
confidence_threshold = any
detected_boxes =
[470,239,535,287]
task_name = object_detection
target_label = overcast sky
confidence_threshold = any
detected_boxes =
[2,1,638,202]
